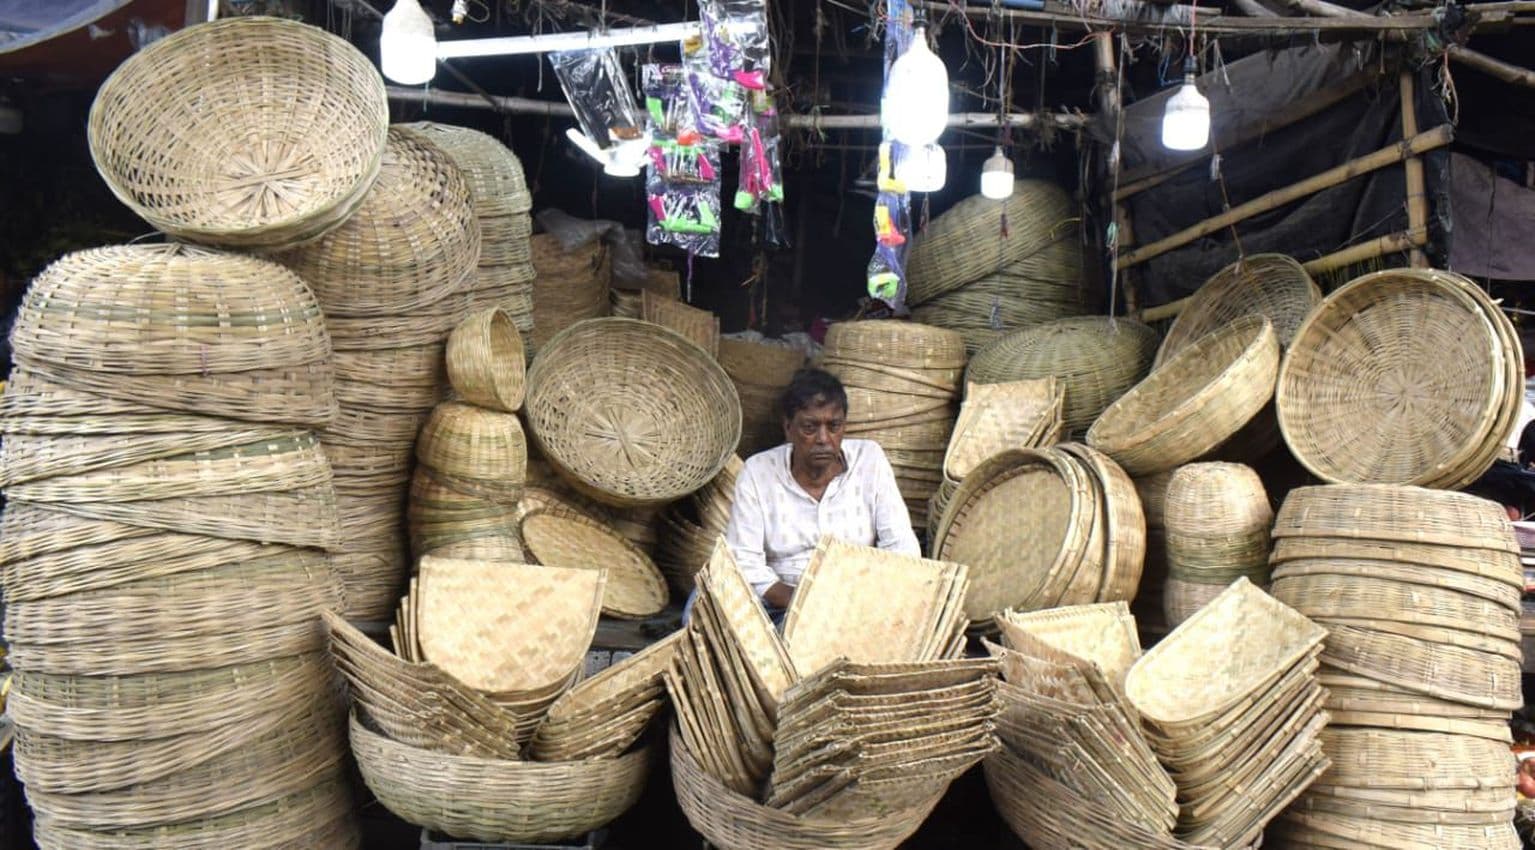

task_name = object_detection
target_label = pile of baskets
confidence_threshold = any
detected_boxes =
[1131,470,1175,645]
[1268,484,1523,847]
[397,122,537,352]
[718,336,805,457]
[1,245,356,846]
[529,233,612,354]
[656,456,743,593]
[277,126,483,619]
[968,316,1158,438]
[1126,580,1331,848]
[333,556,663,843]
[1161,462,1273,628]
[666,540,995,848]
[931,444,1146,623]
[1278,268,1523,489]
[820,321,967,531]
[905,181,1089,354]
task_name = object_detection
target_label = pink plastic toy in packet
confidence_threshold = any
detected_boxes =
[643,63,723,257]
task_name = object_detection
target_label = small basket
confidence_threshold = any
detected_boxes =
[1087,316,1278,476]
[447,308,526,412]
[1163,463,1272,584]
[524,318,740,507]
[87,17,388,249]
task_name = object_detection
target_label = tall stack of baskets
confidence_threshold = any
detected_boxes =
[905,181,1089,354]
[397,123,537,352]
[1269,485,1524,848]
[529,235,612,355]
[277,126,482,619]
[718,337,805,457]
[820,321,967,532]
[1,247,358,847]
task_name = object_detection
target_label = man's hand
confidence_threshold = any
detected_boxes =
[762,582,794,609]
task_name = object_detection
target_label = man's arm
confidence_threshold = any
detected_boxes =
[723,465,783,596]
[868,444,921,556]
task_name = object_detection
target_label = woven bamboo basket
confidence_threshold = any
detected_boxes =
[909,239,1088,355]
[718,338,806,386]
[277,128,479,318]
[524,318,740,506]
[904,180,1078,306]
[446,308,525,412]
[407,468,519,556]
[395,122,531,217]
[611,289,643,319]
[1161,576,1233,630]
[350,714,648,843]
[968,317,1158,436]
[642,291,719,359]
[9,246,337,427]
[479,215,535,266]
[416,402,526,496]
[1087,316,1279,476]
[530,234,611,353]
[1272,484,1518,554]
[1271,574,1519,639]
[823,321,967,371]
[1163,463,1272,585]
[0,426,293,490]
[1277,269,1518,488]
[1156,254,1321,367]
[87,17,387,249]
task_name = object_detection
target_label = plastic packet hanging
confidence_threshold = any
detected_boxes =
[643,63,723,258]
[647,182,722,258]
[548,48,645,150]
[736,89,784,213]
[643,64,701,143]
[683,65,748,143]
[690,0,771,82]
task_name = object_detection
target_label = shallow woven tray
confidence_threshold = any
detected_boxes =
[416,556,603,693]
[524,318,740,506]
[1087,316,1279,476]
[1156,254,1321,367]
[519,509,667,618]
[87,16,387,249]
[944,378,1063,481]
[1272,484,1518,554]
[997,602,1141,691]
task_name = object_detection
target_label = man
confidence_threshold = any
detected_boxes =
[724,368,921,611]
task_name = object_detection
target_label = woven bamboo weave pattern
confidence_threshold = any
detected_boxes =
[1155,253,1321,366]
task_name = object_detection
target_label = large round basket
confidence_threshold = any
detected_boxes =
[967,317,1158,436]
[1087,315,1279,476]
[394,122,531,217]
[1155,254,1321,367]
[350,714,648,844]
[524,318,740,506]
[669,726,940,850]
[87,17,387,249]
[1277,269,1519,489]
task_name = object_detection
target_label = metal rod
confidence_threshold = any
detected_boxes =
[435,22,703,58]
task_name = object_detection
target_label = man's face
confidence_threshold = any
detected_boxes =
[785,398,846,468]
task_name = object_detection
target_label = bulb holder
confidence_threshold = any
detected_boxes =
[381,0,437,85]
[883,26,949,147]
[980,147,1014,199]
[1161,73,1211,151]
[896,143,947,193]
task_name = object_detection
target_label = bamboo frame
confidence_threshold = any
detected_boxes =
[1448,45,1535,90]
[1398,71,1430,268]
[1117,124,1453,268]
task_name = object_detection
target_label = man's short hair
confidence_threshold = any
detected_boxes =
[779,368,848,422]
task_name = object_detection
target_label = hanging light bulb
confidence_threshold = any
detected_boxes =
[381,0,437,85]
[980,147,1014,199]
[1161,66,1210,151]
[896,144,946,193]
[883,26,949,147]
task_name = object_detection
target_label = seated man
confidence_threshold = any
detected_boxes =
[724,367,921,612]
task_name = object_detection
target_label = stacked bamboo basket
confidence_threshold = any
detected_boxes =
[656,456,743,593]
[718,337,805,457]
[968,316,1158,438]
[667,539,999,849]
[332,556,660,843]
[905,181,1089,354]
[396,122,538,352]
[1268,485,1523,849]
[1,249,356,846]
[276,126,482,620]
[529,234,612,355]
[820,321,966,531]
[1161,462,1273,628]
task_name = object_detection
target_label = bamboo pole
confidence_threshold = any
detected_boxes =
[1139,295,1192,323]
[916,0,1442,37]
[1302,229,1424,274]
[1117,125,1453,268]
[1448,45,1535,89]
[1094,33,1140,313]
[1398,71,1430,268]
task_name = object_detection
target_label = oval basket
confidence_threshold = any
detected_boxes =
[1156,254,1321,366]
[524,318,740,507]
[1087,315,1278,476]
[87,17,387,249]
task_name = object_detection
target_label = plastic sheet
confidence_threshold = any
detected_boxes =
[548,47,644,150]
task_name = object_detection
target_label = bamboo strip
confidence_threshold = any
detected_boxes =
[1448,44,1535,90]
[1399,71,1430,268]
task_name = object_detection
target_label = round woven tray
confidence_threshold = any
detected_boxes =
[967,316,1158,436]
[351,714,649,844]
[1156,253,1321,366]
[277,128,479,318]
[1087,315,1278,476]
[1272,484,1517,554]
[1277,269,1515,487]
[87,16,387,249]
[520,508,669,619]
[1271,573,1519,639]
[524,318,741,507]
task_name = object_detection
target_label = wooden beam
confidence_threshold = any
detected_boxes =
[1398,71,1430,268]
[1139,295,1191,323]
[1448,44,1535,89]
[1117,125,1453,269]
[1302,228,1425,274]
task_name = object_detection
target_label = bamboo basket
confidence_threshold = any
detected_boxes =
[415,402,526,502]
[277,128,479,318]
[394,122,531,217]
[524,318,741,507]
[910,239,1088,354]
[642,291,719,359]
[968,317,1158,436]
[350,714,648,844]
[87,16,387,249]
[1087,316,1279,476]
[1163,463,1272,585]
[445,308,525,412]
[1155,254,1321,366]
[529,234,611,354]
